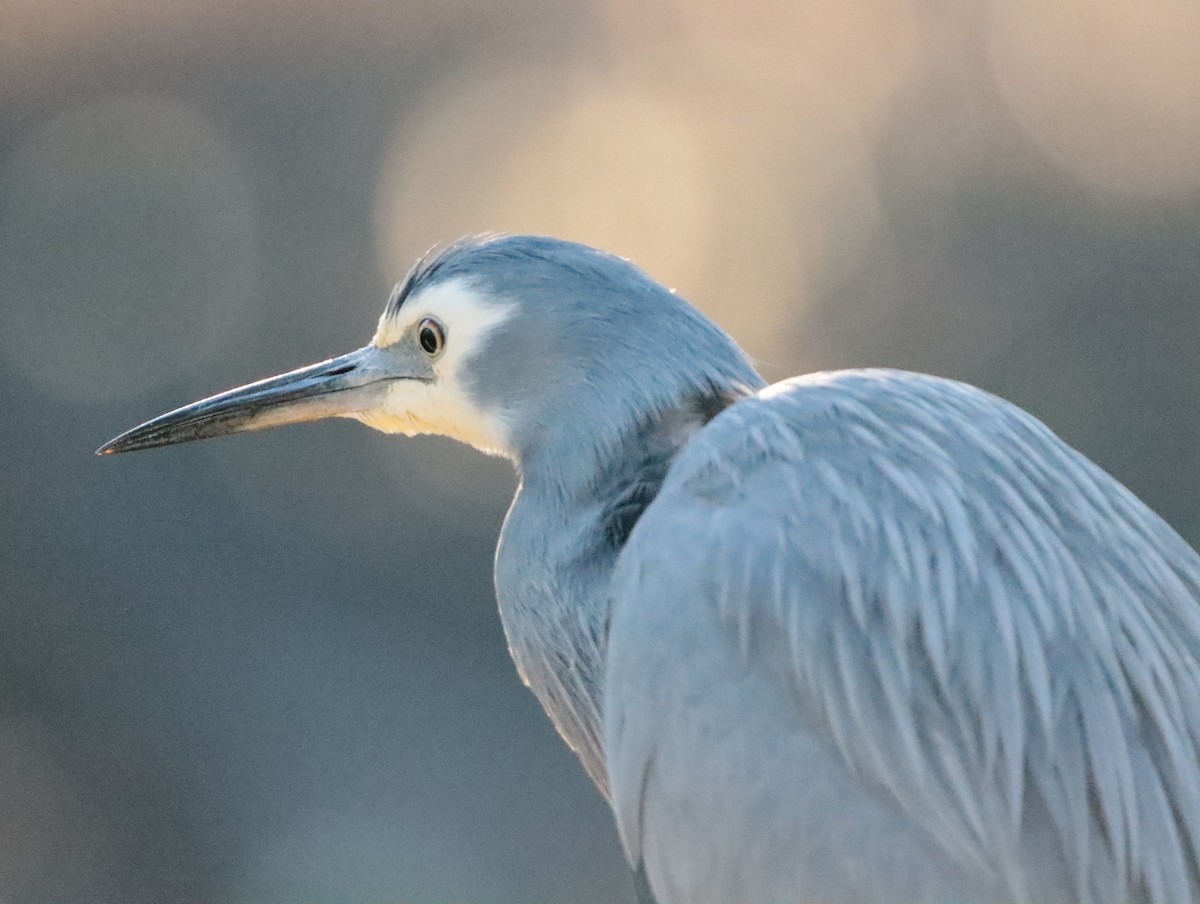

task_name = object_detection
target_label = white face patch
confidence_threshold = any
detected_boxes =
[358,278,516,456]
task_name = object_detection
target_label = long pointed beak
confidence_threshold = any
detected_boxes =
[97,346,405,455]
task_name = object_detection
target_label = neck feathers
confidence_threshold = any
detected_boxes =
[496,385,745,795]
[593,387,742,548]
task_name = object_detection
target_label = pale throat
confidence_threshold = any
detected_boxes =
[360,278,516,457]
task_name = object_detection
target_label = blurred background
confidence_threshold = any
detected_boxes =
[1,0,1198,901]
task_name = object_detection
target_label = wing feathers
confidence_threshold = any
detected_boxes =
[614,369,1200,904]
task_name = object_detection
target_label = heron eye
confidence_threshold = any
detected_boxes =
[418,318,445,356]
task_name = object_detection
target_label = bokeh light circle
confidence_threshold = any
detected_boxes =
[374,65,713,298]
[0,94,258,402]
[988,0,1200,195]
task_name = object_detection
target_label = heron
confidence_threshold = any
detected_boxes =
[99,234,1200,904]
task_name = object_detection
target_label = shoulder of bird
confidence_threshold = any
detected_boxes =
[606,367,1200,904]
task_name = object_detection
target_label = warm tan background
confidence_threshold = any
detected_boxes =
[2,1,1199,901]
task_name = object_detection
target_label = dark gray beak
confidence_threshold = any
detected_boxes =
[97,345,402,455]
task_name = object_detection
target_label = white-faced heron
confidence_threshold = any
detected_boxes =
[100,234,1200,904]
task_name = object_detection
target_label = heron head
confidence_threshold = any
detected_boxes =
[99,235,761,465]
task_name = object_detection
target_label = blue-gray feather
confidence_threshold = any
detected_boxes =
[414,236,761,793]
[398,236,1200,904]
[606,370,1200,904]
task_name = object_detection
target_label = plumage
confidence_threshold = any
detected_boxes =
[101,235,1200,904]
[607,370,1200,903]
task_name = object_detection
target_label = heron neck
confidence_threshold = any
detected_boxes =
[494,388,744,795]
